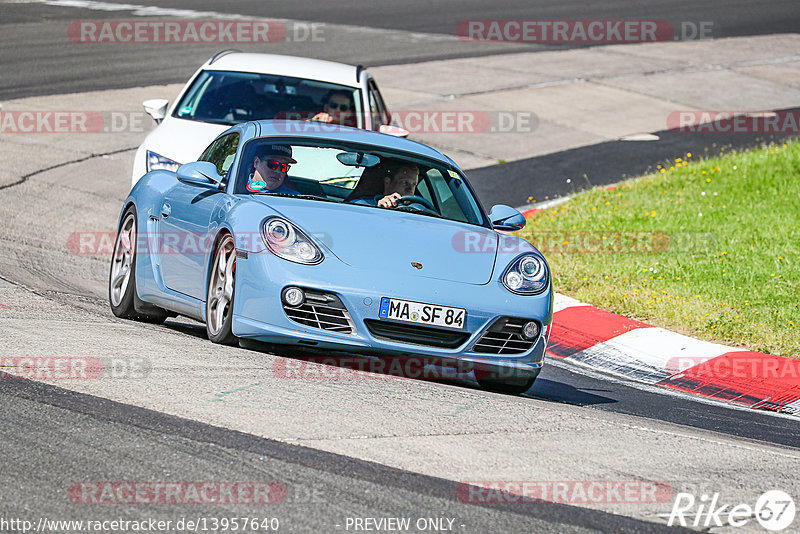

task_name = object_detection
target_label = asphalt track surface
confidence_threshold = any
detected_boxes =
[2,0,800,99]
[468,120,800,209]
[2,1,800,532]
[1,373,690,533]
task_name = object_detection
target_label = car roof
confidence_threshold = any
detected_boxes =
[203,52,362,88]
[247,121,459,167]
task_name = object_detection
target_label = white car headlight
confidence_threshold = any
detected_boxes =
[261,217,323,265]
[502,254,548,294]
[146,150,181,172]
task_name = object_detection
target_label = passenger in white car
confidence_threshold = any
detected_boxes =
[310,90,357,127]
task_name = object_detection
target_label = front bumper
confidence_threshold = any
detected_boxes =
[231,251,552,372]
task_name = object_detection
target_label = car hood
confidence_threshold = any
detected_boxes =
[251,196,499,285]
[145,117,229,164]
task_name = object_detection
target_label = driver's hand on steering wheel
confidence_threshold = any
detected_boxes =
[377,192,402,208]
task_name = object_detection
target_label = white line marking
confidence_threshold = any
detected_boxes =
[569,327,733,384]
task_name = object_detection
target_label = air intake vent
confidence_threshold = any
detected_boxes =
[473,317,537,354]
[283,290,355,334]
[364,319,470,349]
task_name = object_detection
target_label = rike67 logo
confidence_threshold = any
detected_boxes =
[667,490,796,531]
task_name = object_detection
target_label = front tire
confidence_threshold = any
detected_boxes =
[206,233,237,345]
[109,207,167,323]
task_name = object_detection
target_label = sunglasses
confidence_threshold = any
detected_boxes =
[264,160,291,172]
[327,101,350,112]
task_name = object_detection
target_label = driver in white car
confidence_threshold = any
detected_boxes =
[352,162,419,207]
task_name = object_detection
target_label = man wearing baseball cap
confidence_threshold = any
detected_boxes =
[246,144,298,194]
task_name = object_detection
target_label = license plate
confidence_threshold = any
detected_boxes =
[378,297,466,330]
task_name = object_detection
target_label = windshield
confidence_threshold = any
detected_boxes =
[235,139,489,227]
[172,70,363,128]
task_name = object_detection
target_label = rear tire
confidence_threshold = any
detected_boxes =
[474,366,538,395]
[206,233,237,345]
[109,207,167,324]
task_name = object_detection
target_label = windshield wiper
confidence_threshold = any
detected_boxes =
[180,116,236,126]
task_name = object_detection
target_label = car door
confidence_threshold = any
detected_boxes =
[160,133,239,300]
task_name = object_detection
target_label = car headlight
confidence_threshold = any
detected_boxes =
[502,254,548,294]
[261,217,323,265]
[146,150,181,172]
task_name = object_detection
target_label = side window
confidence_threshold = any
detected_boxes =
[199,133,239,177]
[367,79,390,130]
[426,169,469,223]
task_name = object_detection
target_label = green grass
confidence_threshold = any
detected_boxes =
[518,141,800,358]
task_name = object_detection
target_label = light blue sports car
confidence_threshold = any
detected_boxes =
[109,121,552,394]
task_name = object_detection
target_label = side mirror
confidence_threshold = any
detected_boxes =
[143,99,169,123]
[176,162,222,190]
[489,205,526,231]
[379,124,410,138]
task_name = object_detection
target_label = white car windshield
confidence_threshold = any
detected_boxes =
[234,140,489,227]
[173,70,364,128]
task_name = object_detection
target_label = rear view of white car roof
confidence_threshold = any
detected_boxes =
[203,52,362,88]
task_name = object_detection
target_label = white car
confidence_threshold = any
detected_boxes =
[132,51,404,187]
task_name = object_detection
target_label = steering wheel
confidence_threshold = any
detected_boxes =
[396,195,436,212]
